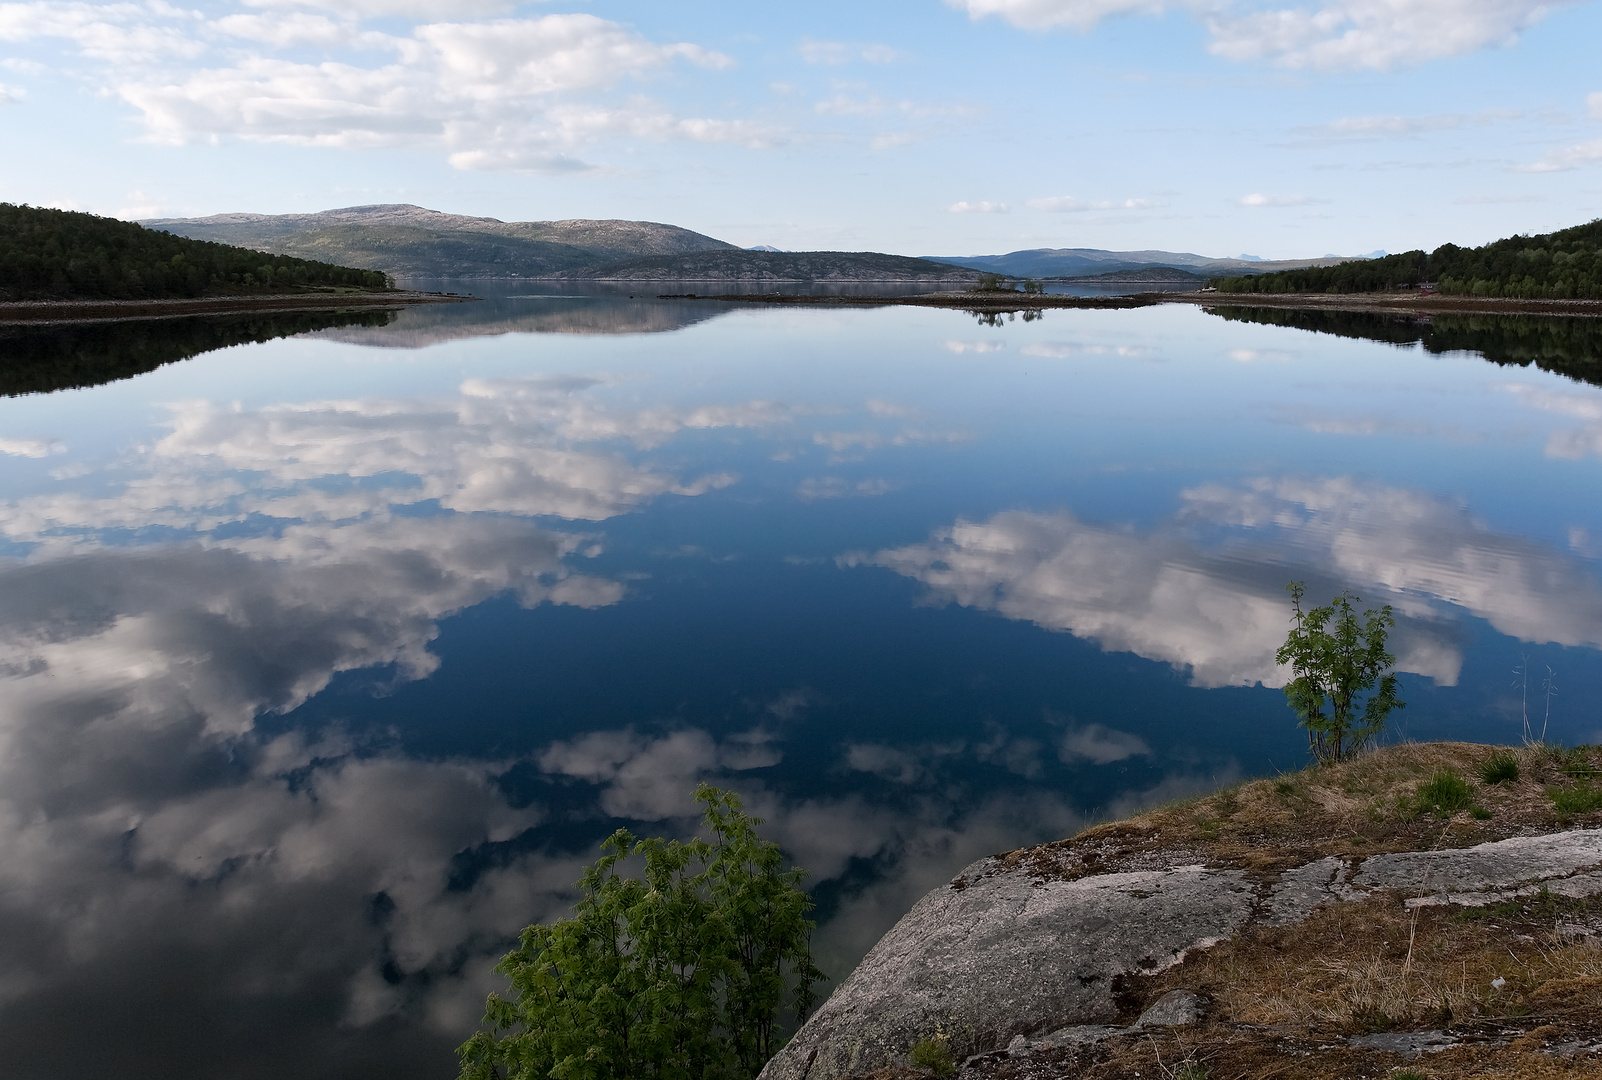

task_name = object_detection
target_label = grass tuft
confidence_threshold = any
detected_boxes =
[1549,782,1602,817]
[909,1035,954,1077]
[1414,768,1473,817]
[1477,749,1520,785]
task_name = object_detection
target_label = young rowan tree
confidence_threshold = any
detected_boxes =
[1276,581,1404,764]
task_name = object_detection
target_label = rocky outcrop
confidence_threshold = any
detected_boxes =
[761,828,1602,1080]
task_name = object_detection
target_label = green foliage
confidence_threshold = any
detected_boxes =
[1275,582,1404,764]
[1173,1063,1209,1080]
[457,785,821,1080]
[1470,805,1493,820]
[1548,782,1602,817]
[908,1036,955,1077]
[1414,768,1473,817]
[1021,278,1044,294]
[1478,751,1520,786]
[0,202,390,302]
[1210,218,1602,299]
[973,272,1011,292]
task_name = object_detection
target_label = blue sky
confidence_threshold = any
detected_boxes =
[2,0,1601,257]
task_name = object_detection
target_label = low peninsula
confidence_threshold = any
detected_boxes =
[763,740,1602,1080]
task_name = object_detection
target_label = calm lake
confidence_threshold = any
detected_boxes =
[2,287,1601,1078]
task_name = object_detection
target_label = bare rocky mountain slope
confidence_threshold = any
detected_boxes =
[762,742,1602,1080]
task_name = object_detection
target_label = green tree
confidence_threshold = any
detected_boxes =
[1275,582,1404,764]
[456,785,821,1080]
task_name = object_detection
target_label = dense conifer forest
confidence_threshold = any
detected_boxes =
[0,203,391,301]
[1213,219,1602,299]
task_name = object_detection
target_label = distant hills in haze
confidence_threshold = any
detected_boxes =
[924,246,1368,280]
[140,203,1370,283]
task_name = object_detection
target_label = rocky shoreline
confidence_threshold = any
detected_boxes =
[760,742,1602,1080]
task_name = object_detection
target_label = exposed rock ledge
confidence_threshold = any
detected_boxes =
[761,742,1602,1080]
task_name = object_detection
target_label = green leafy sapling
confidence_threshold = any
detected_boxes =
[457,785,820,1080]
[1276,582,1404,764]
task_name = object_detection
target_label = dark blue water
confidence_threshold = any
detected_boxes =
[1,287,1600,1079]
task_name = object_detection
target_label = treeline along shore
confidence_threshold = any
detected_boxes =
[1211,218,1602,300]
[0,203,482,329]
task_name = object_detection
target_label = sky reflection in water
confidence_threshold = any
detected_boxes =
[2,291,1602,1078]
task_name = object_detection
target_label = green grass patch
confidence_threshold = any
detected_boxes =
[1414,768,1473,817]
[909,1036,955,1077]
[1549,782,1602,816]
[1477,750,1519,785]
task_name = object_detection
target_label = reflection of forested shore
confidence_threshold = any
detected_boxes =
[0,308,397,396]
[1206,306,1602,388]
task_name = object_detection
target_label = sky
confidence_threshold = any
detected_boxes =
[1,0,1601,258]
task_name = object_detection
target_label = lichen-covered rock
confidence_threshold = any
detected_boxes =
[760,827,1602,1080]
[759,862,1255,1080]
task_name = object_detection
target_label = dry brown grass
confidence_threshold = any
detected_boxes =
[1149,891,1602,1034]
[944,742,1602,1080]
[999,742,1602,883]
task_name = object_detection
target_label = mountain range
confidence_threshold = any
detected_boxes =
[924,247,1367,279]
[143,204,1365,282]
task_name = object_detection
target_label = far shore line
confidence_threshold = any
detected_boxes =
[664,289,1602,318]
[0,289,474,326]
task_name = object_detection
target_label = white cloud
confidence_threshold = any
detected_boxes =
[952,0,1580,71]
[1020,341,1154,358]
[2,6,758,171]
[1499,382,1602,459]
[1205,0,1582,71]
[948,0,1167,32]
[0,81,22,102]
[797,476,893,500]
[798,36,903,65]
[1519,139,1602,173]
[946,200,1009,213]
[0,437,62,457]
[1026,194,1161,212]
[1058,723,1150,764]
[1590,91,1602,120]
[1300,107,1523,142]
[859,476,1602,689]
[1238,192,1318,207]
[0,1,208,63]
[943,340,1006,354]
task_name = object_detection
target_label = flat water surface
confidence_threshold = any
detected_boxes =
[2,287,1601,1078]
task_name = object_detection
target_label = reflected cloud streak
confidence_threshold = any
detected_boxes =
[861,475,1602,688]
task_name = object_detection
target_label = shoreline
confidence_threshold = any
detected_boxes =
[0,289,474,326]
[662,289,1602,318]
[1171,290,1602,317]
[658,291,1163,310]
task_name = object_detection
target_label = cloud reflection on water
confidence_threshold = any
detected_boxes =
[863,475,1602,689]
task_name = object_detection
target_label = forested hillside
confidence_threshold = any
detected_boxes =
[1,204,391,302]
[1214,219,1602,299]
